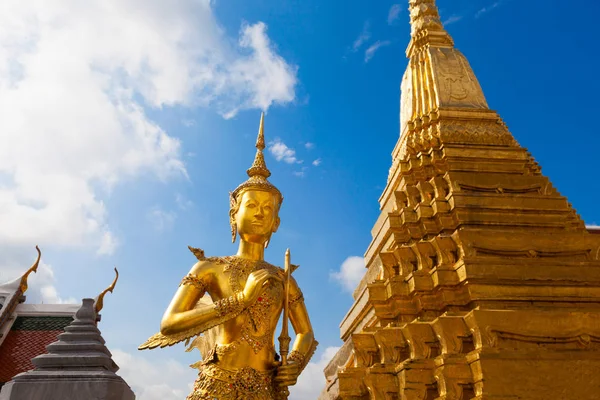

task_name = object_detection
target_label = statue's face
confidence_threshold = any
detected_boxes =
[235,190,280,244]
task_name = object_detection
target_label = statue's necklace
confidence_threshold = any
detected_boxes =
[220,256,273,292]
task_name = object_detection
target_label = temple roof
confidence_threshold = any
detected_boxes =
[0,316,74,386]
[0,279,79,389]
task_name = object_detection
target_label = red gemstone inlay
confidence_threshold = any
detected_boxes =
[258,297,263,302]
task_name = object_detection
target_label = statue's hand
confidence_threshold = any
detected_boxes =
[242,269,283,306]
[273,361,300,387]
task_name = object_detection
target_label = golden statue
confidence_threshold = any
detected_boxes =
[139,113,317,400]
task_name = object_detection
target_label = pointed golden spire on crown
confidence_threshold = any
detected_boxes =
[246,112,271,179]
[19,246,41,293]
[231,113,282,205]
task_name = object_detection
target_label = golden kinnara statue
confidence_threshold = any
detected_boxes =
[139,114,317,400]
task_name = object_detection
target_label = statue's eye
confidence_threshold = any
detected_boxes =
[246,202,256,208]
[263,206,272,212]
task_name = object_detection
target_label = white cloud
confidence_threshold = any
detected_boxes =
[228,22,298,115]
[97,231,118,256]
[112,349,196,400]
[293,167,308,178]
[0,0,297,265]
[304,142,315,150]
[175,193,193,211]
[268,138,301,164]
[147,207,176,232]
[312,158,322,167]
[181,119,196,127]
[290,346,340,400]
[443,15,463,25]
[40,284,78,305]
[352,21,371,52]
[37,262,77,304]
[388,4,403,25]
[330,256,365,292]
[364,40,391,63]
[475,1,502,18]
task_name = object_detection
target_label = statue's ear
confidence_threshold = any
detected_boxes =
[229,209,237,243]
[272,216,281,233]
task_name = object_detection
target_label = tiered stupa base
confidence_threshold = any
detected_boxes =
[336,309,600,400]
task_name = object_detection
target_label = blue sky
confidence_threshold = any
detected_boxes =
[2,0,600,398]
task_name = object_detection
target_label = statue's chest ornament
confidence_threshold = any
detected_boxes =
[215,256,284,353]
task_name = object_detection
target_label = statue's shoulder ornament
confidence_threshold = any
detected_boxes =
[188,245,206,261]
[186,246,231,270]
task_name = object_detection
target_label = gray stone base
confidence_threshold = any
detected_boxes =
[0,372,135,400]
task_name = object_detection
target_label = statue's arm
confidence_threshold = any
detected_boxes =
[161,261,216,335]
[287,277,318,369]
[160,261,243,336]
[139,262,279,350]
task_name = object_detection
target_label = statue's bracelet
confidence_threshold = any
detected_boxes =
[214,292,245,317]
[288,350,306,367]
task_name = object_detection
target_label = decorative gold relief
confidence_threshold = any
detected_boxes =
[472,246,591,260]
[431,47,487,109]
[456,182,542,195]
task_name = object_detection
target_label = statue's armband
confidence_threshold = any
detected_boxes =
[180,274,208,293]
[289,290,304,307]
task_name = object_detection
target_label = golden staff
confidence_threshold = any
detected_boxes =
[278,248,292,399]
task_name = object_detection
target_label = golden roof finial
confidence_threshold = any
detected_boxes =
[19,246,41,293]
[94,268,119,314]
[231,113,282,204]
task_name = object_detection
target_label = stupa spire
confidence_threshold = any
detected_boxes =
[397,0,517,161]
[408,0,453,47]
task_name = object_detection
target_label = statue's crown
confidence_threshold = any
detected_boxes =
[230,113,283,205]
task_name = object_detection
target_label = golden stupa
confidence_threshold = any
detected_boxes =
[320,1,600,399]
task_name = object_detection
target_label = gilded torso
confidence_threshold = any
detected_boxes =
[202,256,285,371]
